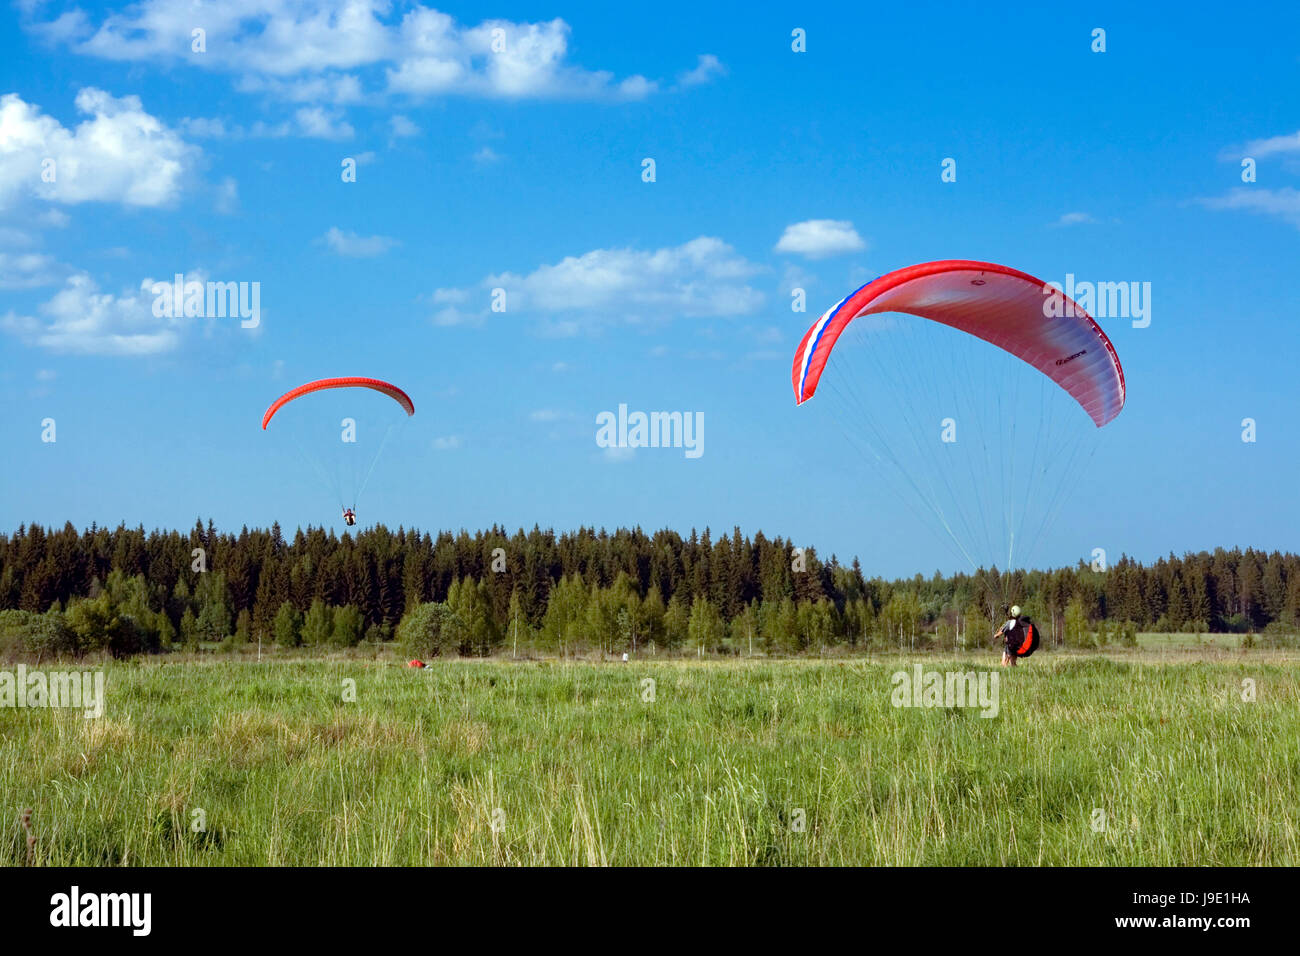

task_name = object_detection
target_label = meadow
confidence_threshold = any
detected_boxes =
[3,649,1298,865]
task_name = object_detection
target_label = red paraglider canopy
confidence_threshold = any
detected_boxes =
[261,377,415,430]
[792,260,1126,427]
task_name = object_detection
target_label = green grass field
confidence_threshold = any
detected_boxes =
[3,652,1298,865]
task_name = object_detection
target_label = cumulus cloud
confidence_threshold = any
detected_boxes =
[320,227,399,257]
[215,176,239,214]
[428,286,476,326]
[27,2,656,103]
[1198,187,1300,229]
[236,73,367,105]
[0,251,63,289]
[390,114,420,138]
[388,12,654,100]
[0,273,188,355]
[774,219,866,259]
[678,54,726,88]
[472,145,501,164]
[293,106,355,140]
[179,116,229,138]
[1053,211,1097,226]
[185,110,360,141]
[1222,130,1300,161]
[473,237,765,320]
[0,88,197,209]
[602,445,635,463]
[53,0,395,75]
[0,227,35,247]
[537,319,580,338]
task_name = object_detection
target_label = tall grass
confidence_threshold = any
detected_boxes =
[2,655,1297,865]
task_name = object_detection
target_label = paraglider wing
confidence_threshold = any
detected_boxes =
[792,260,1125,426]
[261,377,415,430]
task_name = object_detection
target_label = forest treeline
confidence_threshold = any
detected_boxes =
[1,520,1298,659]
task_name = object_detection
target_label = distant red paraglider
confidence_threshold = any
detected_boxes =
[261,376,415,430]
[260,376,415,525]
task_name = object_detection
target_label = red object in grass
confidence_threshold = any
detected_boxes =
[407,660,425,668]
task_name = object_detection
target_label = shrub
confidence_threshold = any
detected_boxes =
[331,605,364,647]
[272,602,302,647]
[396,602,463,659]
[0,609,78,660]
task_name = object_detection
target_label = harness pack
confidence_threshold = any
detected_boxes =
[1012,617,1040,658]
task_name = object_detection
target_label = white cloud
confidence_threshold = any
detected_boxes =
[0,227,36,247]
[678,54,725,88]
[29,2,655,103]
[615,75,656,99]
[321,227,399,257]
[236,73,366,105]
[473,146,502,164]
[774,219,866,259]
[529,409,567,421]
[293,106,354,140]
[1223,130,1300,160]
[0,89,198,210]
[432,435,463,450]
[780,262,816,301]
[63,0,395,75]
[0,251,62,289]
[389,13,655,100]
[215,176,239,214]
[1198,187,1300,228]
[0,273,188,355]
[430,305,476,326]
[427,292,473,326]
[602,445,635,463]
[432,287,469,304]
[390,114,420,138]
[249,119,294,138]
[189,110,358,140]
[1053,211,1097,226]
[180,116,229,138]
[537,319,581,337]
[480,236,765,318]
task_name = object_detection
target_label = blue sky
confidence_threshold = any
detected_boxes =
[1,0,1297,577]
